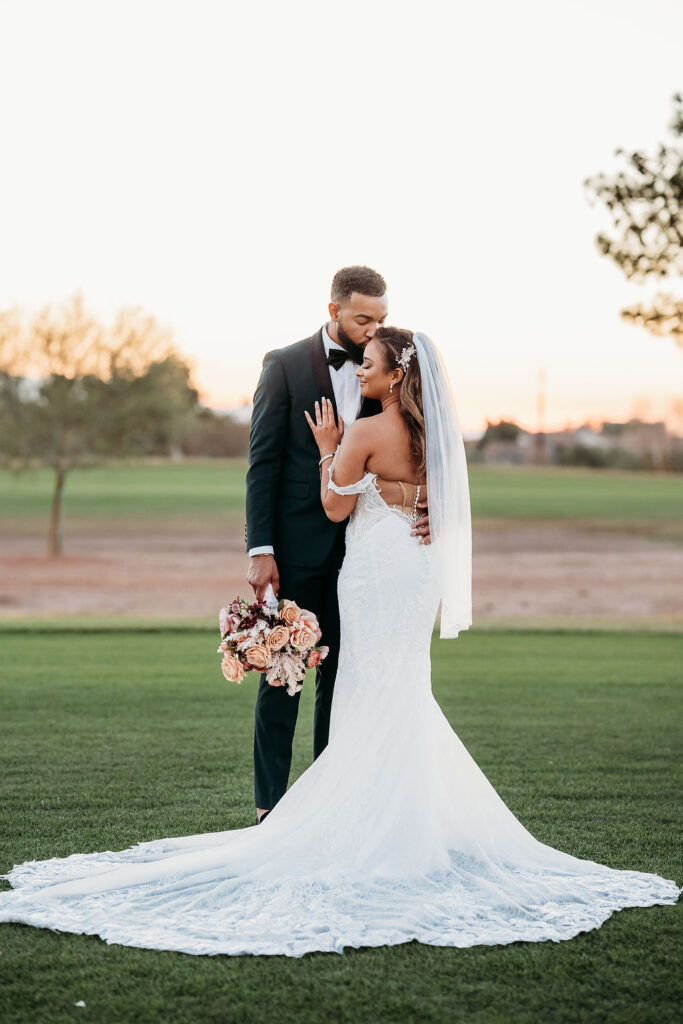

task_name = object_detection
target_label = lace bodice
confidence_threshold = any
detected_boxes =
[326,450,420,527]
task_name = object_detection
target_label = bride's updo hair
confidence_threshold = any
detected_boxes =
[374,326,426,479]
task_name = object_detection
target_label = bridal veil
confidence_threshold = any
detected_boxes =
[413,332,472,638]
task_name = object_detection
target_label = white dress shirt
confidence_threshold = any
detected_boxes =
[321,322,362,428]
[248,325,362,558]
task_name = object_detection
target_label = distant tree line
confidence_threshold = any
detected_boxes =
[179,407,249,458]
[553,441,682,472]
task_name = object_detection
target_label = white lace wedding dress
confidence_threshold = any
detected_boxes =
[0,461,679,956]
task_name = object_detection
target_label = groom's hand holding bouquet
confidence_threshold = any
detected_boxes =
[247,553,280,604]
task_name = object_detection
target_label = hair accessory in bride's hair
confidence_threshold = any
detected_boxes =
[397,342,416,374]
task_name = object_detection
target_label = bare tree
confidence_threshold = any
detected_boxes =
[0,293,198,556]
[584,93,683,351]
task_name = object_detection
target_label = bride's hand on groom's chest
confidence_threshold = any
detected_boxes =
[304,397,344,454]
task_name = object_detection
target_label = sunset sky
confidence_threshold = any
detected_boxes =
[1,0,682,436]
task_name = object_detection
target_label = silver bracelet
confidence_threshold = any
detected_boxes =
[318,452,335,467]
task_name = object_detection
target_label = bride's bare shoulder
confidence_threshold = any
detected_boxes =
[341,412,405,470]
[340,416,378,454]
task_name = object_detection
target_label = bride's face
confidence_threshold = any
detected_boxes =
[357,339,400,400]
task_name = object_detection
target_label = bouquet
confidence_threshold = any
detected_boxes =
[217,591,329,697]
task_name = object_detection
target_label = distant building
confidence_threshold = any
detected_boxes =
[473,417,680,470]
[573,426,612,450]
[600,419,671,464]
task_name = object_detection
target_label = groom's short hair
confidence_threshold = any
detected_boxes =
[331,266,387,304]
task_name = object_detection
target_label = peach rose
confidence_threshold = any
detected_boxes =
[290,623,317,652]
[221,653,244,684]
[307,649,321,668]
[299,608,319,632]
[280,600,302,626]
[245,644,272,670]
[267,624,290,652]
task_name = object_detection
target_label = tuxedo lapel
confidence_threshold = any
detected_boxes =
[310,328,338,420]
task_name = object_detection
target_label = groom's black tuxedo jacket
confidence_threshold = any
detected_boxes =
[245,328,382,568]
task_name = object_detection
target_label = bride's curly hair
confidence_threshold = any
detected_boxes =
[374,326,426,479]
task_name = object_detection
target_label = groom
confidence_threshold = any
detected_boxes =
[245,265,428,823]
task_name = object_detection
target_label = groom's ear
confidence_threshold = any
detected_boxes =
[328,301,340,321]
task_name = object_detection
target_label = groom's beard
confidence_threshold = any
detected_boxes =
[336,323,365,365]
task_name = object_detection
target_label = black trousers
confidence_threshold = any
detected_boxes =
[253,532,345,810]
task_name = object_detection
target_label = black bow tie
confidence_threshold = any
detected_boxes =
[327,347,362,371]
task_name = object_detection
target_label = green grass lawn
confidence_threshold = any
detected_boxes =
[0,630,681,1024]
[0,461,248,524]
[1,460,681,527]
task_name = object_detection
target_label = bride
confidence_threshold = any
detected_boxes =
[0,328,679,957]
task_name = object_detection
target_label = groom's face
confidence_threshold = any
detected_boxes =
[329,292,389,349]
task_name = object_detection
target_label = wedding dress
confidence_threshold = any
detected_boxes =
[0,452,679,956]
[1,331,679,955]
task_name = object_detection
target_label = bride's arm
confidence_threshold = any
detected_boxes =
[305,398,374,523]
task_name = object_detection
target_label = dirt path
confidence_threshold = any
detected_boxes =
[2,520,681,627]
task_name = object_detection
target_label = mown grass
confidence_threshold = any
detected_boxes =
[1,460,681,525]
[0,461,247,523]
[0,629,681,1024]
